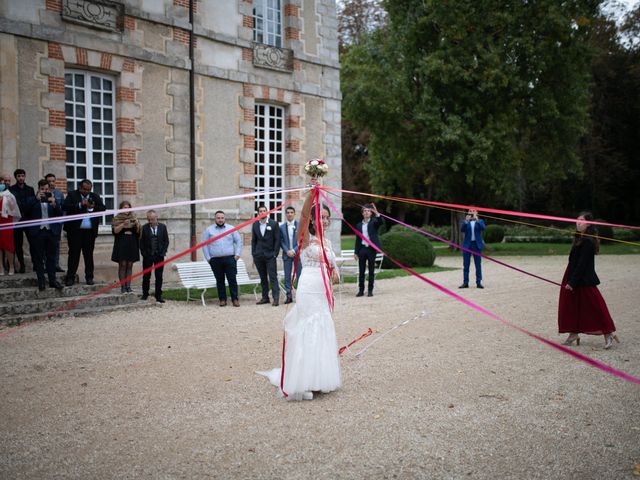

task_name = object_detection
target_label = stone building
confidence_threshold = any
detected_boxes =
[0,0,342,281]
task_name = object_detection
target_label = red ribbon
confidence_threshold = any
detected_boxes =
[339,328,373,355]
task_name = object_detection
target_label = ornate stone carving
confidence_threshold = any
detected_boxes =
[252,44,293,73]
[62,0,123,33]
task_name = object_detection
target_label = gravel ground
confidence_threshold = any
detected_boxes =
[1,255,639,480]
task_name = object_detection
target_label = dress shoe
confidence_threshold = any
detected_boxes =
[50,281,64,290]
[19,266,26,274]
[141,294,149,300]
[155,298,166,304]
[604,333,620,349]
[38,284,46,291]
[272,300,279,306]
[476,283,484,289]
[356,291,364,297]
[86,279,95,286]
[256,298,270,305]
[367,292,373,297]
[458,284,469,289]
[219,300,227,307]
[64,277,75,287]
[232,299,240,307]
[284,297,293,304]
[55,267,65,273]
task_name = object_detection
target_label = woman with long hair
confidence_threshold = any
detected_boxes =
[111,200,140,293]
[558,212,619,349]
[0,173,21,275]
[258,180,341,400]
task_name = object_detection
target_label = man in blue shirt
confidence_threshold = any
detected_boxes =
[202,210,242,307]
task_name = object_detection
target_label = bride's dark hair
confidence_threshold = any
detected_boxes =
[308,204,330,236]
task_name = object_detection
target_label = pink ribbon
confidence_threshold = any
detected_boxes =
[318,189,640,386]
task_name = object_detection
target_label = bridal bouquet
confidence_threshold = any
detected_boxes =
[304,158,329,178]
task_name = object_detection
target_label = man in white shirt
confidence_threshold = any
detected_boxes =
[354,203,383,297]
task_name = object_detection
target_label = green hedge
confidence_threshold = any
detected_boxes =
[380,230,436,268]
[484,224,505,243]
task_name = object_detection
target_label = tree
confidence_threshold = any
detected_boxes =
[342,0,601,215]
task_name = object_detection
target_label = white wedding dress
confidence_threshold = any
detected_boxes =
[257,237,341,401]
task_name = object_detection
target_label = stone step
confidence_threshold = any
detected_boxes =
[0,301,159,328]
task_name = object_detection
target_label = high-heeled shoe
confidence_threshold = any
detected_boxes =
[562,333,580,346]
[604,333,620,349]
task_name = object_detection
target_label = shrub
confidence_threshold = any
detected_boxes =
[594,219,613,244]
[483,224,505,243]
[423,225,451,241]
[380,230,436,268]
[613,227,640,242]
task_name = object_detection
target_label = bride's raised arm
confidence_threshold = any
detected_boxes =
[298,179,318,250]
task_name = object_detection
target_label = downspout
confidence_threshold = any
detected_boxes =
[189,0,197,260]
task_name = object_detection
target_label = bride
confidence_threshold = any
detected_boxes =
[257,182,341,401]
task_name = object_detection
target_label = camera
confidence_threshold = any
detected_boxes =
[40,192,52,203]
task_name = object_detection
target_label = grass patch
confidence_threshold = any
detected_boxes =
[163,284,259,302]
[340,265,455,283]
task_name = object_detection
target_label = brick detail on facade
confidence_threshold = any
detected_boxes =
[116,118,136,134]
[242,48,252,62]
[174,0,197,10]
[117,149,137,164]
[243,108,254,122]
[285,163,301,176]
[116,87,136,102]
[285,27,300,41]
[50,144,66,161]
[122,60,136,72]
[76,48,88,66]
[243,163,255,175]
[285,190,301,201]
[48,42,64,60]
[48,76,65,94]
[118,180,137,195]
[244,135,255,149]
[243,84,254,98]
[173,27,190,46]
[286,115,300,128]
[100,53,112,70]
[45,0,62,12]
[261,86,270,100]
[276,89,285,103]
[286,140,300,152]
[124,16,136,30]
[49,109,66,128]
[243,15,253,28]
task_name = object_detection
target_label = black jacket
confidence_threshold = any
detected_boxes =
[23,195,63,236]
[140,223,169,258]
[251,218,280,258]
[9,183,35,217]
[567,238,600,287]
[62,189,106,236]
[354,216,383,255]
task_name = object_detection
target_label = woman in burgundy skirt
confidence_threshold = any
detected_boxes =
[558,212,619,349]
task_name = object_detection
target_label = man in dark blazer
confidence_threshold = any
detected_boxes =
[280,206,301,304]
[62,179,106,286]
[9,168,35,273]
[139,209,169,303]
[354,203,383,297]
[23,179,64,291]
[251,204,281,306]
[45,173,65,272]
[459,208,486,289]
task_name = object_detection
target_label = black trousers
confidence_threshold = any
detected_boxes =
[358,247,377,293]
[30,229,57,287]
[66,229,96,281]
[254,255,279,301]
[142,255,165,299]
[209,256,238,301]
[13,225,29,270]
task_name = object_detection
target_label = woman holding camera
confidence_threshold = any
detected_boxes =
[111,200,140,293]
[558,212,619,349]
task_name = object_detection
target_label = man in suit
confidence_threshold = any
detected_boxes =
[251,204,280,306]
[23,179,64,291]
[9,168,35,273]
[62,179,106,286]
[202,210,242,307]
[354,203,383,297]
[45,173,65,272]
[280,206,301,304]
[140,209,170,303]
[459,208,486,289]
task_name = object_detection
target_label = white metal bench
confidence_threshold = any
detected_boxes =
[337,249,384,278]
[174,258,261,306]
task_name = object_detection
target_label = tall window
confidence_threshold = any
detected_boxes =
[254,104,285,222]
[253,0,282,48]
[64,71,116,224]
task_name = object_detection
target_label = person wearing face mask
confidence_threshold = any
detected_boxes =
[258,179,341,401]
[0,173,21,275]
[558,211,619,349]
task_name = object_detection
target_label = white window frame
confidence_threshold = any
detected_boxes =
[64,70,117,226]
[253,0,283,48]
[254,103,285,223]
